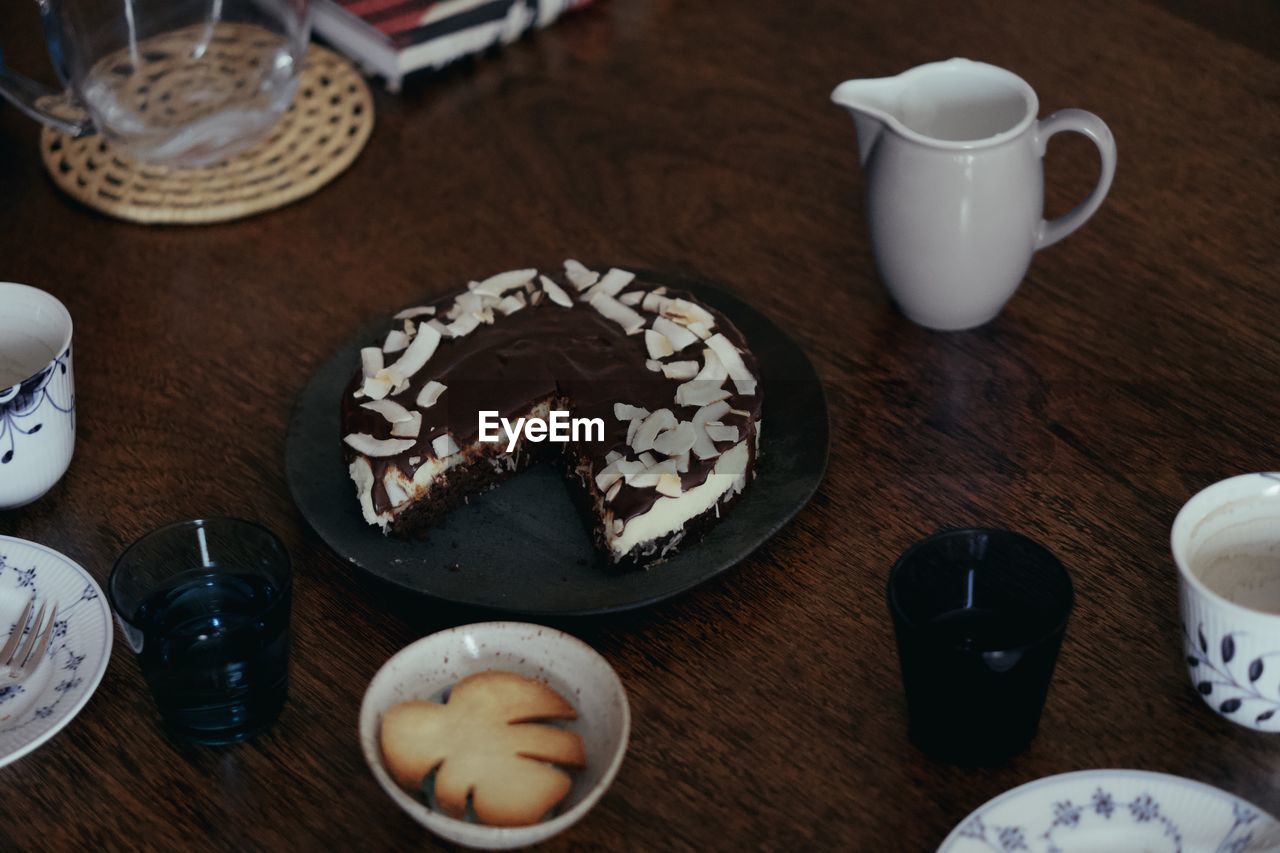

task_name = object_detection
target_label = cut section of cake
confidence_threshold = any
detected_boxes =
[339,262,762,565]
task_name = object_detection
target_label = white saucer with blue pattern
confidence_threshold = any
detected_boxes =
[0,536,111,768]
[939,769,1280,852]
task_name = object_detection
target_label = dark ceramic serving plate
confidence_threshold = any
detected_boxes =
[285,272,828,616]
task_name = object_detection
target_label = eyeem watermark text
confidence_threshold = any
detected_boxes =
[478,410,604,452]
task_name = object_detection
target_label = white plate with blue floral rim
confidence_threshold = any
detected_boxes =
[0,536,111,768]
[939,769,1280,853]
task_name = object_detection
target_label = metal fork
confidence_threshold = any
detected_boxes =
[1,596,58,681]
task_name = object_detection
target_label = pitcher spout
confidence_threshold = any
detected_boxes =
[830,78,901,164]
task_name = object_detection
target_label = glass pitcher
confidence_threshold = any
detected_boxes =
[0,0,311,166]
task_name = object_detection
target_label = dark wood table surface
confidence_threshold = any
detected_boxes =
[1,0,1278,849]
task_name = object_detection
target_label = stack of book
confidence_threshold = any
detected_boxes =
[311,0,597,91]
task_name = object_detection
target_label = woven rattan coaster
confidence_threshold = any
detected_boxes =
[40,30,374,225]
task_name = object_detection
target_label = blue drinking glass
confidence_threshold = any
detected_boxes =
[888,528,1073,764]
[109,518,291,745]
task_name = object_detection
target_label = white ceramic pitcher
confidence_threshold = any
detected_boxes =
[832,58,1116,331]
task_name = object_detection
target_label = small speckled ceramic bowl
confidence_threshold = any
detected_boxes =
[359,621,630,849]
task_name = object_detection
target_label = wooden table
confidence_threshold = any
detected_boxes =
[1,1,1278,848]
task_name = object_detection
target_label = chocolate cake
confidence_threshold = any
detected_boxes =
[340,262,762,564]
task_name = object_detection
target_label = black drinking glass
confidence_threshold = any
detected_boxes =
[109,518,291,745]
[887,528,1073,764]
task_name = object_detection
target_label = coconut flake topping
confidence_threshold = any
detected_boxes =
[344,433,417,457]
[432,433,460,458]
[361,347,383,379]
[587,268,635,300]
[614,402,650,422]
[661,298,715,328]
[631,409,677,453]
[391,411,423,439]
[382,330,410,353]
[416,380,447,408]
[393,306,436,320]
[706,333,757,395]
[653,421,697,456]
[564,259,599,291]
[645,329,674,359]
[360,399,414,424]
[472,268,537,298]
[539,275,574,308]
[661,361,699,381]
[590,292,645,335]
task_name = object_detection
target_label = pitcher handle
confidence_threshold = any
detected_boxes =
[0,46,94,138]
[1034,109,1116,250]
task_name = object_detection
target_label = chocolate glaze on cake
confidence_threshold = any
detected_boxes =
[340,263,762,564]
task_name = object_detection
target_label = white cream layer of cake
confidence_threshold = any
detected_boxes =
[604,435,754,559]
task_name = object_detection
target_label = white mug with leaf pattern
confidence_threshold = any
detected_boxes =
[0,283,75,510]
[1173,472,1280,732]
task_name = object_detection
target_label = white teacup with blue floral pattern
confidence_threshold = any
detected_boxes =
[0,283,75,509]
[1173,472,1280,732]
